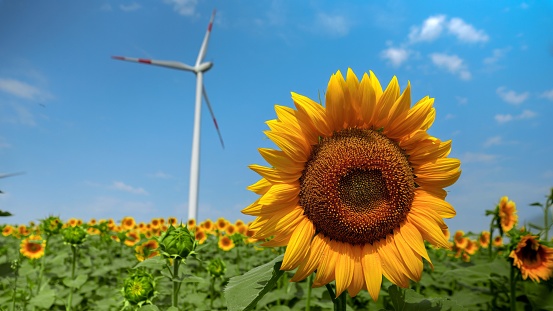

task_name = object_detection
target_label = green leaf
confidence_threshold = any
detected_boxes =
[523,281,553,310]
[0,210,12,217]
[29,288,56,309]
[442,258,509,284]
[166,307,179,311]
[388,285,466,311]
[133,256,166,270]
[224,254,285,311]
[137,305,160,311]
[63,274,88,288]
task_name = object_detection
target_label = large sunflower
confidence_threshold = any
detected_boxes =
[510,235,553,283]
[20,235,46,260]
[243,69,461,300]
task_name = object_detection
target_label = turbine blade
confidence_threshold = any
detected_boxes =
[195,9,216,66]
[202,85,224,149]
[112,56,196,72]
[0,172,25,179]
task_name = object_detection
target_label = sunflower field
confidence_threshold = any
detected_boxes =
[1,69,553,311]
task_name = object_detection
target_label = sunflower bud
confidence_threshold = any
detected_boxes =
[207,257,226,278]
[158,225,195,259]
[41,216,63,236]
[123,270,156,305]
[61,225,87,246]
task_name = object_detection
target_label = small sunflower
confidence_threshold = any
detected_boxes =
[243,69,461,300]
[195,228,208,245]
[121,216,136,231]
[2,225,13,237]
[478,231,490,248]
[135,239,160,262]
[510,235,553,283]
[218,235,235,251]
[498,196,517,233]
[20,235,46,259]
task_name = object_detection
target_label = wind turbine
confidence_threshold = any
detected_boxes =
[112,10,224,221]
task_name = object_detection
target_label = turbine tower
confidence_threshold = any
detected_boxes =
[112,10,223,221]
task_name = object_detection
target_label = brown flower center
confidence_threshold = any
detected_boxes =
[299,128,415,245]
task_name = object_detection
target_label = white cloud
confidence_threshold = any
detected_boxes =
[314,13,351,37]
[444,113,455,120]
[100,4,112,11]
[0,78,50,101]
[120,3,141,12]
[164,0,198,16]
[540,89,553,101]
[483,136,502,147]
[381,47,410,67]
[496,87,529,105]
[149,171,173,179]
[408,15,488,44]
[1,102,36,126]
[456,96,468,105]
[430,53,471,80]
[447,18,489,43]
[408,15,447,43]
[495,110,536,123]
[111,181,148,195]
[460,152,497,163]
[483,47,510,65]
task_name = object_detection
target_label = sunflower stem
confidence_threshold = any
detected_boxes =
[510,261,518,311]
[336,290,347,311]
[172,258,181,307]
[36,235,49,296]
[488,216,495,260]
[67,245,77,311]
[306,273,313,311]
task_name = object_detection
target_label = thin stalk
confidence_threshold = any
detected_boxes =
[306,273,313,311]
[488,217,495,260]
[544,204,549,241]
[67,245,77,311]
[36,236,50,295]
[172,259,181,307]
[510,263,518,311]
[210,277,215,310]
[11,257,21,311]
[336,290,347,311]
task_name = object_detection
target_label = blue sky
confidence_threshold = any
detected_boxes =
[1,0,552,234]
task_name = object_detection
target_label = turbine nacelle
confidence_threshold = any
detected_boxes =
[195,61,213,73]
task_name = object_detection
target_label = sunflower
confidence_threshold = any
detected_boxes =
[195,228,208,245]
[167,216,178,226]
[498,196,517,233]
[453,230,468,250]
[216,218,228,232]
[125,231,141,247]
[2,225,13,237]
[20,235,46,259]
[135,239,160,262]
[121,216,136,231]
[187,218,196,229]
[243,69,461,300]
[510,235,553,283]
[479,231,490,248]
[493,236,504,247]
[218,235,235,251]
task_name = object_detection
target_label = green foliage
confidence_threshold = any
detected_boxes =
[157,225,196,260]
[224,254,284,311]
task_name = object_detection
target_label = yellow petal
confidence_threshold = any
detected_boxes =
[325,71,347,131]
[335,242,354,297]
[258,148,305,175]
[384,81,411,132]
[281,218,315,270]
[361,243,382,301]
[246,178,272,195]
[407,213,450,249]
[369,70,383,103]
[414,190,456,218]
[399,221,432,266]
[258,182,300,206]
[393,229,423,281]
[374,76,400,128]
[264,130,309,163]
[291,233,327,282]
[292,92,332,137]
[359,73,377,125]
[249,164,299,184]
[313,237,337,287]
[348,258,364,297]
[376,237,410,288]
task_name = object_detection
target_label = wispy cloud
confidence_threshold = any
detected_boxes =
[100,4,112,11]
[149,171,173,179]
[496,87,529,105]
[0,78,51,102]
[120,3,142,12]
[483,47,511,65]
[483,136,502,147]
[313,12,351,37]
[381,47,410,67]
[1,102,36,126]
[164,0,198,16]
[408,15,447,43]
[430,53,471,80]
[447,18,489,43]
[495,110,536,123]
[460,152,497,163]
[540,89,553,101]
[408,15,488,44]
[110,181,148,195]
[455,96,468,105]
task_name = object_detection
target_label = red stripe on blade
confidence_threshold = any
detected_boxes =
[138,59,152,64]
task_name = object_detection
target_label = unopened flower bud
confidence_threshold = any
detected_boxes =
[158,225,196,259]
[123,270,155,305]
[61,226,87,245]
